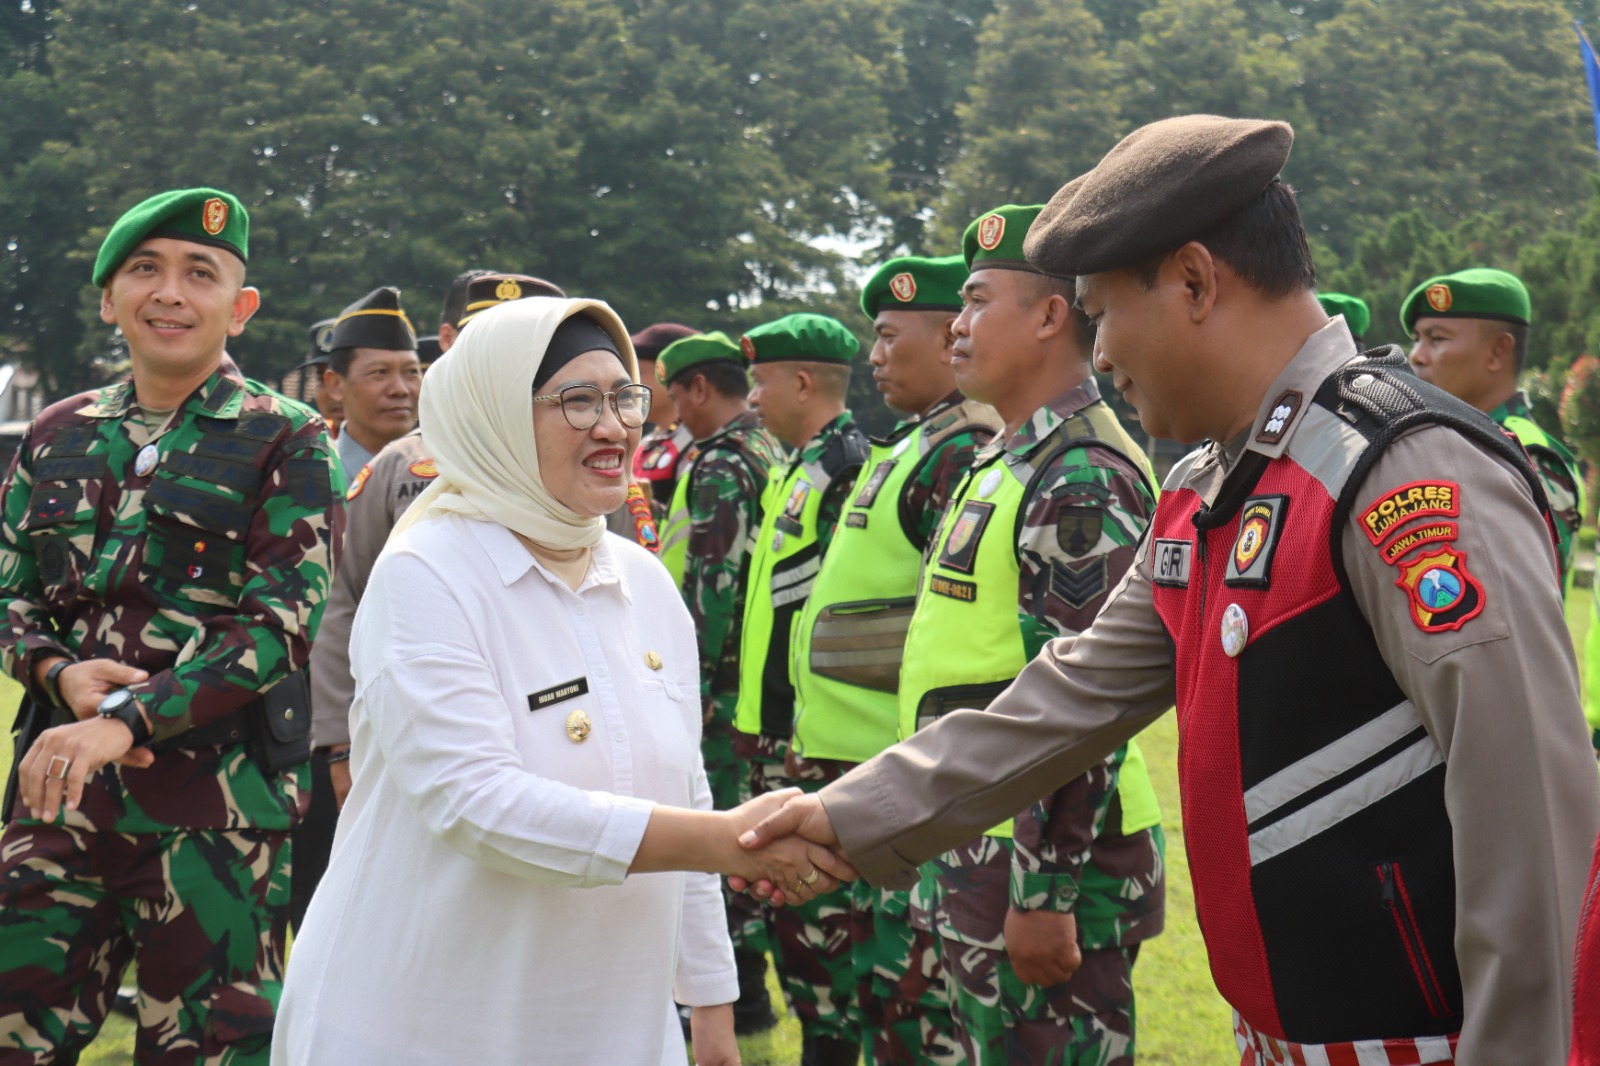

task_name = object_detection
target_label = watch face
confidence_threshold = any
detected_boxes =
[99,690,132,715]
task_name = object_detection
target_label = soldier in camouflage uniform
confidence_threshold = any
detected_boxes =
[655,331,786,1031]
[785,255,1000,1065]
[903,206,1165,1065]
[1401,268,1587,593]
[0,188,343,1064]
[630,322,699,516]
[735,314,869,1066]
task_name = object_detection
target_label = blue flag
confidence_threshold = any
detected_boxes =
[1579,23,1600,159]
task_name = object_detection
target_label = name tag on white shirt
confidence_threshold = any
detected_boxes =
[529,676,590,710]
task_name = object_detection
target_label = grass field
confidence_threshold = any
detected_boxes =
[14,583,1595,1064]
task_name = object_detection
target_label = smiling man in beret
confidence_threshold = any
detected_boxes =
[0,186,344,1062]
[742,115,1600,1065]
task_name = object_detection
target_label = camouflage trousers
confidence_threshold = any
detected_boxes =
[708,705,768,954]
[943,939,1136,1066]
[746,748,857,1041]
[0,819,290,1065]
[851,881,961,1065]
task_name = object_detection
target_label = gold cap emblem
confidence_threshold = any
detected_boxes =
[1425,284,1452,313]
[565,709,591,742]
[741,335,757,361]
[644,651,663,671]
[202,197,229,236]
[977,214,1005,252]
[889,272,917,302]
[495,278,523,301]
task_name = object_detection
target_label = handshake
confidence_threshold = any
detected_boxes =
[722,789,856,906]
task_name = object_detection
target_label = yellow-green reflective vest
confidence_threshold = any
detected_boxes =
[736,448,851,738]
[1501,413,1587,596]
[791,425,927,761]
[898,419,1161,841]
[659,460,694,587]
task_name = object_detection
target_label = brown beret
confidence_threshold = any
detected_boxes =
[1023,115,1294,277]
[630,322,697,362]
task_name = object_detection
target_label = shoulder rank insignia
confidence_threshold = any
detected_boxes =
[1395,546,1484,633]
[346,463,372,501]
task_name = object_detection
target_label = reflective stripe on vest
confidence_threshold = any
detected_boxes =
[791,427,926,762]
[1501,413,1586,595]
[735,455,832,737]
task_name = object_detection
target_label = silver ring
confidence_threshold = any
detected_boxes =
[800,868,820,886]
[46,755,71,781]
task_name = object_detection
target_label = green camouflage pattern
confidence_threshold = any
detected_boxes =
[0,368,343,833]
[747,754,857,1041]
[0,821,290,1064]
[850,880,961,1065]
[945,941,1137,1066]
[920,381,1163,1055]
[1489,389,1584,588]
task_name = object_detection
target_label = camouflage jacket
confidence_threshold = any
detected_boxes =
[1488,389,1583,588]
[890,390,1000,551]
[635,421,695,518]
[0,366,344,832]
[680,411,785,702]
[927,378,1164,951]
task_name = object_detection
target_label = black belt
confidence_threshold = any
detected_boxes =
[146,704,252,752]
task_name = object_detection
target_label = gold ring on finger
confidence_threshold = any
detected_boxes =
[46,755,71,780]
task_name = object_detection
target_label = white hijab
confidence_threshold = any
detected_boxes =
[388,296,638,552]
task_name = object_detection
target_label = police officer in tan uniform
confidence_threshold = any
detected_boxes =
[741,116,1600,1066]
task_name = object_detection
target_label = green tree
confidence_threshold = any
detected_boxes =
[937,0,1123,245]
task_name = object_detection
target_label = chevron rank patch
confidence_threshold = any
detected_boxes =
[1395,545,1484,632]
[1051,557,1108,610]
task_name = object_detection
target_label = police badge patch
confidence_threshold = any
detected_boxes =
[1225,495,1288,587]
[1395,545,1484,632]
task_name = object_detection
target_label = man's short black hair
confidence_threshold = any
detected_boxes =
[441,269,494,328]
[678,361,750,399]
[1134,181,1316,298]
[327,347,355,378]
[1024,272,1096,355]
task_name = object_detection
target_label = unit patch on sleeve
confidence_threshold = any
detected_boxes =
[936,500,995,575]
[1225,495,1289,587]
[1056,504,1103,558]
[1360,481,1459,545]
[1151,538,1192,588]
[1395,546,1484,632]
[345,463,372,501]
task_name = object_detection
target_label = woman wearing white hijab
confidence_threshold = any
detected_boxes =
[273,298,843,1065]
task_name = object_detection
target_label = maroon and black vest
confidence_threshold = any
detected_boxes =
[1147,349,1550,1045]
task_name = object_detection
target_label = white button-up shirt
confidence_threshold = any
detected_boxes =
[274,514,736,1065]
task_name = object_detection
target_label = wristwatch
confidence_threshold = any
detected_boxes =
[97,689,152,747]
[43,659,74,709]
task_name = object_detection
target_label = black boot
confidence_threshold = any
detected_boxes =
[731,949,779,1035]
[802,1033,861,1066]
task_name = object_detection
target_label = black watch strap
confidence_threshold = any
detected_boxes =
[43,659,73,709]
[101,692,153,747]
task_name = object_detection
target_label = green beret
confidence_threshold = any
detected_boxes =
[93,187,248,287]
[458,272,565,326]
[741,313,858,365]
[1399,268,1530,333]
[656,331,743,386]
[860,255,967,318]
[963,205,1046,274]
[1024,115,1294,276]
[1317,293,1371,339]
[328,286,416,354]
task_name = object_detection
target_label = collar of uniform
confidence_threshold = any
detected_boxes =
[872,390,962,447]
[74,363,245,422]
[1487,388,1532,424]
[1000,377,1102,463]
[1241,317,1357,461]
[469,517,630,601]
[797,410,856,464]
[697,409,761,447]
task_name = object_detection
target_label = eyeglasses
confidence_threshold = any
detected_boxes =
[532,383,653,430]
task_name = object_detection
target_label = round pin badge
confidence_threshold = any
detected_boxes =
[565,709,592,743]
[1220,603,1249,658]
[892,437,911,458]
[134,444,159,478]
[977,469,1003,499]
[772,530,785,552]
